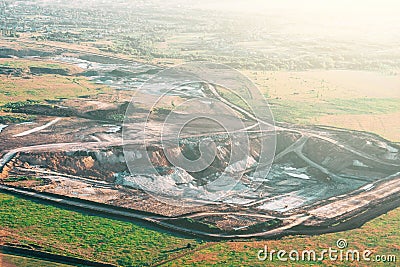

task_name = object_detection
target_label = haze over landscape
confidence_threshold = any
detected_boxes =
[0,0,399,266]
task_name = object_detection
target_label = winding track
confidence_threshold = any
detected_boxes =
[1,117,399,239]
[13,117,62,137]
[0,183,312,239]
[0,46,399,239]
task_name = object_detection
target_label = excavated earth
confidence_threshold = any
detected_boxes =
[0,50,399,236]
[1,114,399,235]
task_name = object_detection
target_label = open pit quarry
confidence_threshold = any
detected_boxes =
[1,104,399,239]
[0,52,399,239]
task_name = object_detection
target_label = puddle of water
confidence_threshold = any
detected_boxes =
[286,172,310,180]
[17,122,36,125]
[102,124,121,133]
[0,124,7,133]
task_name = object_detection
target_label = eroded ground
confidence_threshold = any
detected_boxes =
[0,49,399,238]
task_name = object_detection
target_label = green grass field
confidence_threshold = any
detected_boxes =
[270,98,400,124]
[165,208,400,266]
[0,193,202,267]
[0,192,399,267]
[1,253,73,267]
[0,75,107,106]
[0,58,109,106]
[0,59,111,124]
[0,59,70,72]
[244,69,400,141]
[215,82,400,125]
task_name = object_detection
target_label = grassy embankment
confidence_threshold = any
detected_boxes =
[0,193,202,267]
[0,192,398,266]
